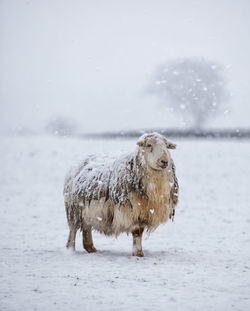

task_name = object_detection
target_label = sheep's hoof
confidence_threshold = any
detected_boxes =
[84,245,97,253]
[66,244,75,251]
[133,250,144,257]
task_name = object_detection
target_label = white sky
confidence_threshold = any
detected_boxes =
[0,0,250,133]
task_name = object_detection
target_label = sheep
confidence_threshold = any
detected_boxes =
[63,132,179,257]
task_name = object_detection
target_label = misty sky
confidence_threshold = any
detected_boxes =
[0,0,250,133]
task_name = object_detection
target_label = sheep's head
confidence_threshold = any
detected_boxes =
[137,132,176,171]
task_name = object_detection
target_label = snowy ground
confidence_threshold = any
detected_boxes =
[0,135,250,311]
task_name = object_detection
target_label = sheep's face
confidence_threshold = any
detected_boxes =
[137,133,176,171]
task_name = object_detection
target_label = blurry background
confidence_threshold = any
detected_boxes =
[1,0,250,135]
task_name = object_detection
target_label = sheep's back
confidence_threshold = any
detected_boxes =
[64,152,135,205]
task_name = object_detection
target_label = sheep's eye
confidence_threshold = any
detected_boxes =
[146,144,152,148]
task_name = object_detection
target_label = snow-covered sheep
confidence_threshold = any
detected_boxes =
[64,132,179,257]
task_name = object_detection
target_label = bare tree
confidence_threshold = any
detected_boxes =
[148,58,229,129]
[45,116,77,136]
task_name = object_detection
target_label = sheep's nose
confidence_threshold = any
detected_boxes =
[161,160,168,167]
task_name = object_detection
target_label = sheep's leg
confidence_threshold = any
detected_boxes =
[66,227,77,250]
[132,228,144,257]
[82,221,97,253]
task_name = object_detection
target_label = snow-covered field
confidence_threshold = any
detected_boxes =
[0,135,250,311]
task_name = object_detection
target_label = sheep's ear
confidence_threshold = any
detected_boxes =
[137,140,145,147]
[163,137,177,149]
[167,141,177,149]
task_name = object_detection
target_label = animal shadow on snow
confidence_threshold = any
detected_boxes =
[72,247,194,263]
